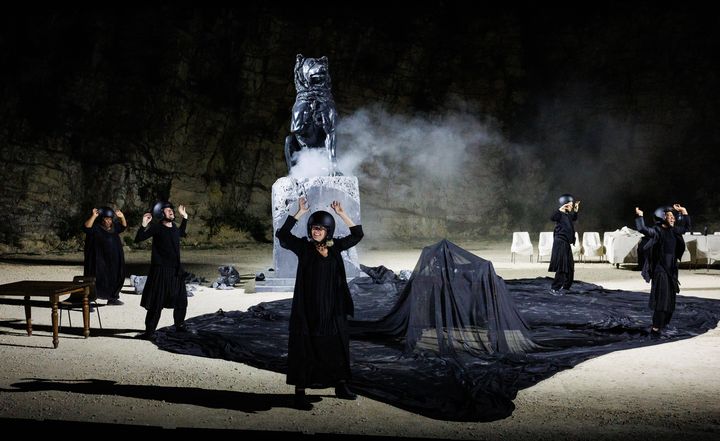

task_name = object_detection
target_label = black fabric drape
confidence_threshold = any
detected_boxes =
[153,240,720,421]
[348,240,540,355]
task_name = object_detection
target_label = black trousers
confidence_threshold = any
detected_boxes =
[652,310,673,329]
[145,305,187,333]
[551,270,574,290]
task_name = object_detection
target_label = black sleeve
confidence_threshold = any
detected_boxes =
[135,224,155,243]
[334,225,364,252]
[635,216,657,238]
[550,211,562,222]
[82,225,94,235]
[116,223,127,234]
[275,216,306,255]
[569,212,578,222]
[675,215,691,235]
[179,218,188,238]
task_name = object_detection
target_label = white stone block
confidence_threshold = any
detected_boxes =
[271,176,362,278]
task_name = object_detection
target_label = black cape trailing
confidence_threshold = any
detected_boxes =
[153,240,720,421]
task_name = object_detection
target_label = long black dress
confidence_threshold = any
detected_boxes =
[548,210,577,290]
[82,222,126,301]
[134,218,188,331]
[275,215,363,388]
[635,215,690,328]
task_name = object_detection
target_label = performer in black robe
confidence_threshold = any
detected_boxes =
[276,197,363,410]
[134,202,189,340]
[82,207,126,305]
[549,194,580,294]
[634,204,691,334]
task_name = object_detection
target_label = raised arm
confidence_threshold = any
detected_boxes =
[634,207,657,238]
[115,209,127,232]
[673,203,691,234]
[567,200,579,220]
[331,200,363,251]
[275,198,309,254]
[134,213,155,243]
[83,208,100,231]
[178,205,188,237]
[552,201,575,222]
[331,200,355,227]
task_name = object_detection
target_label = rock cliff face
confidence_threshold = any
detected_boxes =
[1,5,718,253]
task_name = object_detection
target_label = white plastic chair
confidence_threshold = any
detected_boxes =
[603,232,615,263]
[680,236,694,264]
[570,232,582,261]
[511,232,534,263]
[696,236,720,270]
[537,232,554,262]
[581,232,603,262]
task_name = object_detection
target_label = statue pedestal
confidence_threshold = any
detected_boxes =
[255,175,362,292]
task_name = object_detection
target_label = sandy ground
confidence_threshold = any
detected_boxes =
[1,241,719,439]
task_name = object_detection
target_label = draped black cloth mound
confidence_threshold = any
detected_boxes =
[154,240,720,421]
[348,240,541,355]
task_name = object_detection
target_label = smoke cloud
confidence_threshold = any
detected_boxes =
[289,148,334,179]
[286,97,660,240]
[334,105,542,239]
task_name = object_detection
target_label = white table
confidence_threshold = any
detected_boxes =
[604,229,643,266]
[684,234,720,267]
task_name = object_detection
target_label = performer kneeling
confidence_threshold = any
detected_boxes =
[635,204,691,335]
[549,194,580,294]
[276,198,363,410]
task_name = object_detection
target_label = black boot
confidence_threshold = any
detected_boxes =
[335,382,357,400]
[294,389,313,411]
[650,327,661,338]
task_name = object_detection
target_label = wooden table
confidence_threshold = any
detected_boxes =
[0,280,93,348]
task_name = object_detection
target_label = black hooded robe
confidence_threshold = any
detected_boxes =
[548,210,577,290]
[635,215,690,328]
[82,223,126,301]
[276,215,363,388]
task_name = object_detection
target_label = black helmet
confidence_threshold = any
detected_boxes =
[152,201,174,220]
[97,206,115,219]
[307,210,335,241]
[558,194,575,207]
[653,205,675,222]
